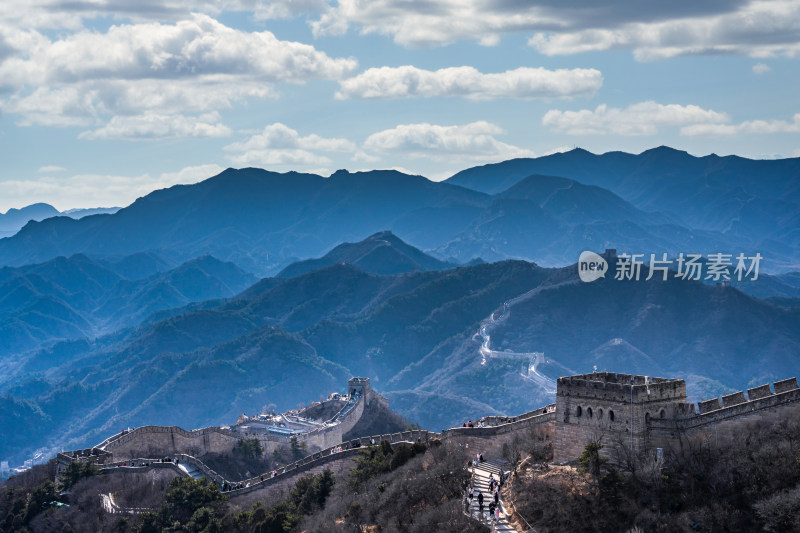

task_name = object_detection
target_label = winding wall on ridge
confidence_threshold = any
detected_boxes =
[99,378,371,462]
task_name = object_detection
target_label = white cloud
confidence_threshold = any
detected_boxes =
[352,150,381,163]
[224,123,358,167]
[542,101,730,135]
[0,0,277,30]
[308,0,800,60]
[479,34,500,47]
[542,146,572,156]
[252,0,330,20]
[78,112,232,140]
[0,14,356,86]
[0,14,357,134]
[38,165,66,173]
[0,164,225,211]
[363,121,534,161]
[681,113,800,136]
[336,65,602,100]
[8,79,275,128]
[528,1,800,61]
[753,62,771,74]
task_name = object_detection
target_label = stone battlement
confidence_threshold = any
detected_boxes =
[557,372,686,404]
[660,377,800,428]
[554,372,799,462]
[347,377,370,396]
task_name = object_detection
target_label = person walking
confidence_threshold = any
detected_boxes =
[477,491,483,514]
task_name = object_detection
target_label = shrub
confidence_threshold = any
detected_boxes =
[233,439,264,460]
[60,460,100,491]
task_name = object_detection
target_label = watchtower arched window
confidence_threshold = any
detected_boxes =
[576,406,582,417]
[598,408,604,419]
[587,407,593,418]
[609,410,615,422]
[645,412,651,424]
[660,409,666,419]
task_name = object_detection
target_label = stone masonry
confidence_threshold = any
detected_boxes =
[554,372,800,462]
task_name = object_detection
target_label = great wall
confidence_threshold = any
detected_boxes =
[56,372,800,512]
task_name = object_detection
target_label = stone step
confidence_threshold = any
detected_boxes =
[475,461,504,473]
[178,464,204,480]
[466,456,515,532]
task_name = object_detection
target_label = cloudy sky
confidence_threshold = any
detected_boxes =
[1,0,799,211]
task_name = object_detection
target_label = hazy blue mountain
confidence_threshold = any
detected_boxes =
[0,204,59,238]
[0,169,490,274]
[732,271,800,299]
[100,251,175,279]
[0,254,256,358]
[0,396,50,455]
[498,174,673,226]
[62,207,120,218]
[448,147,800,204]
[764,297,800,309]
[382,390,503,430]
[2,155,796,274]
[447,147,800,270]
[777,272,800,288]
[277,231,457,278]
[0,203,120,238]
[433,178,743,266]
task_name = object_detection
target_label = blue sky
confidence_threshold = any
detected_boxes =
[1,0,799,211]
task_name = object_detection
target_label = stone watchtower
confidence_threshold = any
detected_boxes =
[348,377,370,397]
[553,372,687,462]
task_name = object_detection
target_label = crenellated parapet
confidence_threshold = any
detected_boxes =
[556,372,686,403]
[554,372,800,462]
[653,377,800,431]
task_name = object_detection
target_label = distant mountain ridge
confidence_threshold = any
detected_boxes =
[4,151,796,274]
[0,203,120,238]
[277,231,458,278]
[0,168,489,274]
[447,147,800,270]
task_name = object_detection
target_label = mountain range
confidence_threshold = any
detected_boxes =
[448,146,800,270]
[1,147,797,274]
[0,203,119,238]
